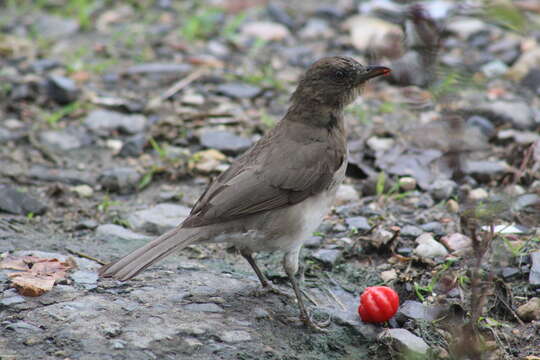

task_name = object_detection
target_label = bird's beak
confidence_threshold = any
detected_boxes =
[358,65,391,82]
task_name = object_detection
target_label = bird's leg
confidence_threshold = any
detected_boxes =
[240,250,290,297]
[283,249,330,332]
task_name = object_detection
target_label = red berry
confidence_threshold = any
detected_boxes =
[358,286,399,323]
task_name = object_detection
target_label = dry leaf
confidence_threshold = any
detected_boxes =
[10,273,55,297]
[0,255,42,271]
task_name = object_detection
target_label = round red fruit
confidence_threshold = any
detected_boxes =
[358,286,399,323]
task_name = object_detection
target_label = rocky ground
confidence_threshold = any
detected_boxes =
[1,0,540,359]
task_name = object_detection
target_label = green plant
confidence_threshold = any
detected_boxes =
[138,165,160,190]
[149,137,167,159]
[181,7,222,41]
[222,12,246,40]
[97,195,120,213]
[259,110,276,128]
[484,2,526,33]
[44,101,80,126]
[346,104,372,125]
[378,101,396,114]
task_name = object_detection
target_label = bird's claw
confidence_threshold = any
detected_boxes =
[253,283,291,298]
[301,310,331,332]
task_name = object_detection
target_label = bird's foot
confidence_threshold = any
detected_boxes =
[300,310,331,332]
[253,283,291,298]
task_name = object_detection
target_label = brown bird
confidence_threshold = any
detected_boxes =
[99,56,390,330]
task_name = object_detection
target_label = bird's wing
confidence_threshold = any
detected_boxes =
[182,125,345,228]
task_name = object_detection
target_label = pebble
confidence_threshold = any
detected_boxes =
[304,235,323,248]
[39,130,86,151]
[481,101,535,130]
[1,295,26,306]
[216,83,261,99]
[84,109,147,135]
[334,184,360,205]
[397,300,442,322]
[366,136,395,152]
[98,167,141,194]
[446,17,485,39]
[440,233,472,254]
[420,222,444,235]
[95,224,151,244]
[428,179,457,201]
[345,216,371,232]
[183,303,224,313]
[5,321,43,333]
[501,267,520,281]
[399,177,417,191]
[126,63,192,75]
[0,185,47,215]
[467,115,496,138]
[480,60,508,78]
[400,225,423,238]
[218,330,252,343]
[71,270,98,285]
[520,68,540,95]
[241,21,290,41]
[188,149,227,174]
[34,14,79,39]
[371,228,394,248]
[119,134,146,157]
[345,15,404,57]
[529,251,540,287]
[75,219,98,230]
[299,19,333,39]
[468,188,489,201]
[516,297,540,322]
[29,165,96,185]
[127,203,190,234]
[200,130,252,155]
[446,199,459,213]
[379,328,429,356]
[414,233,448,259]
[71,184,94,198]
[380,269,397,282]
[46,75,79,104]
[311,249,342,266]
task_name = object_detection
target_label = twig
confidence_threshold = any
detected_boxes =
[301,288,319,306]
[149,67,208,108]
[66,248,106,265]
[325,288,346,311]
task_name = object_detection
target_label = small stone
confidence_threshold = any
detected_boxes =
[71,184,93,198]
[334,184,360,205]
[468,188,489,201]
[200,130,252,155]
[529,251,540,287]
[429,179,457,201]
[29,165,96,185]
[34,14,79,39]
[399,177,417,191]
[311,249,342,266]
[39,130,85,152]
[305,235,323,248]
[119,134,146,157]
[414,233,448,259]
[379,328,429,356]
[400,225,423,238]
[366,136,395,152]
[440,233,472,254]
[181,337,203,354]
[95,224,151,244]
[127,203,190,234]
[84,109,146,135]
[1,295,26,306]
[188,149,227,174]
[446,199,459,213]
[184,303,223,313]
[481,60,508,78]
[126,63,192,75]
[241,21,290,41]
[446,17,485,39]
[371,228,394,248]
[345,216,371,232]
[397,247,413,256]
[481,101,534,130]
[345,15,404,57]
[75,219,98,230]
[71,270,98,285]
[218,330,252,343]
[216,83,261,99]
[463,160,510,177]
[516,297,540,322]
[467,115,496,138]
[397,300,442,321]
[520,68,540,95]
[98,167,141,194]
[46,75,79,104]
[253,307,270,319]
[105,139,123,153]
[299,19,333,39]
[381,269,397,282]
[420,222,444,235]
[501,267,520,281]
[6,321,43,333]
[0,185,47,215]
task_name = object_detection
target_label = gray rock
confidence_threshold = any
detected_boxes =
[1,295,26,306]
[75,219,99,230]
[5,321,43,333]
[95,224,151,244]
[119,134,146,157]
[463,160,509,176]
[29,165,96,185]
[397,300,442,322]
[481,60,508,78]
[379,328,429,355]
[84,109,146,135]
[47,75,79,104]
[218,330,252,343]
[39,130,85,151]
[0,186,47,215]
[520,68,540,95]
[311,248,342,266]
[0,127,24,144]
[481,101,535,129]
[200,130,252,155]
[440,233,472,254]
[71,270,98,285]
[467,115,495,138]
[516,297,540,322]
[98,167,141,194]
[34,14,79,39]
[530,251,540,287]
[31,58,60,73]
[127,203,190,234]
[304,235,323,248]
[299,18,333,39]
[216,83,261,98]
[501,267,520,281]
[429,179,457,201]
[345,216,371,231]
[183,303,224,313]
[414,233,448,259]
[126,63,192,75]
[400,225,423,238]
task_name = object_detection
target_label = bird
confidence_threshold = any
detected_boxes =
[99,56,390,330]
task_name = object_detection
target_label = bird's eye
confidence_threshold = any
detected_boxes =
[335,70,346,80]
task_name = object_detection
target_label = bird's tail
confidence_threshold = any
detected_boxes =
[99,226,199,281]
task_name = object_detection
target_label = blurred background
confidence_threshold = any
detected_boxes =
[0,0,539,359]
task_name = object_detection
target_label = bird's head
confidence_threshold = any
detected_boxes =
[291,56,390,109]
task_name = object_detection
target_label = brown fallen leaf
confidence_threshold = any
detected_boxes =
[9,273,56,297]
[1,255,74,297]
